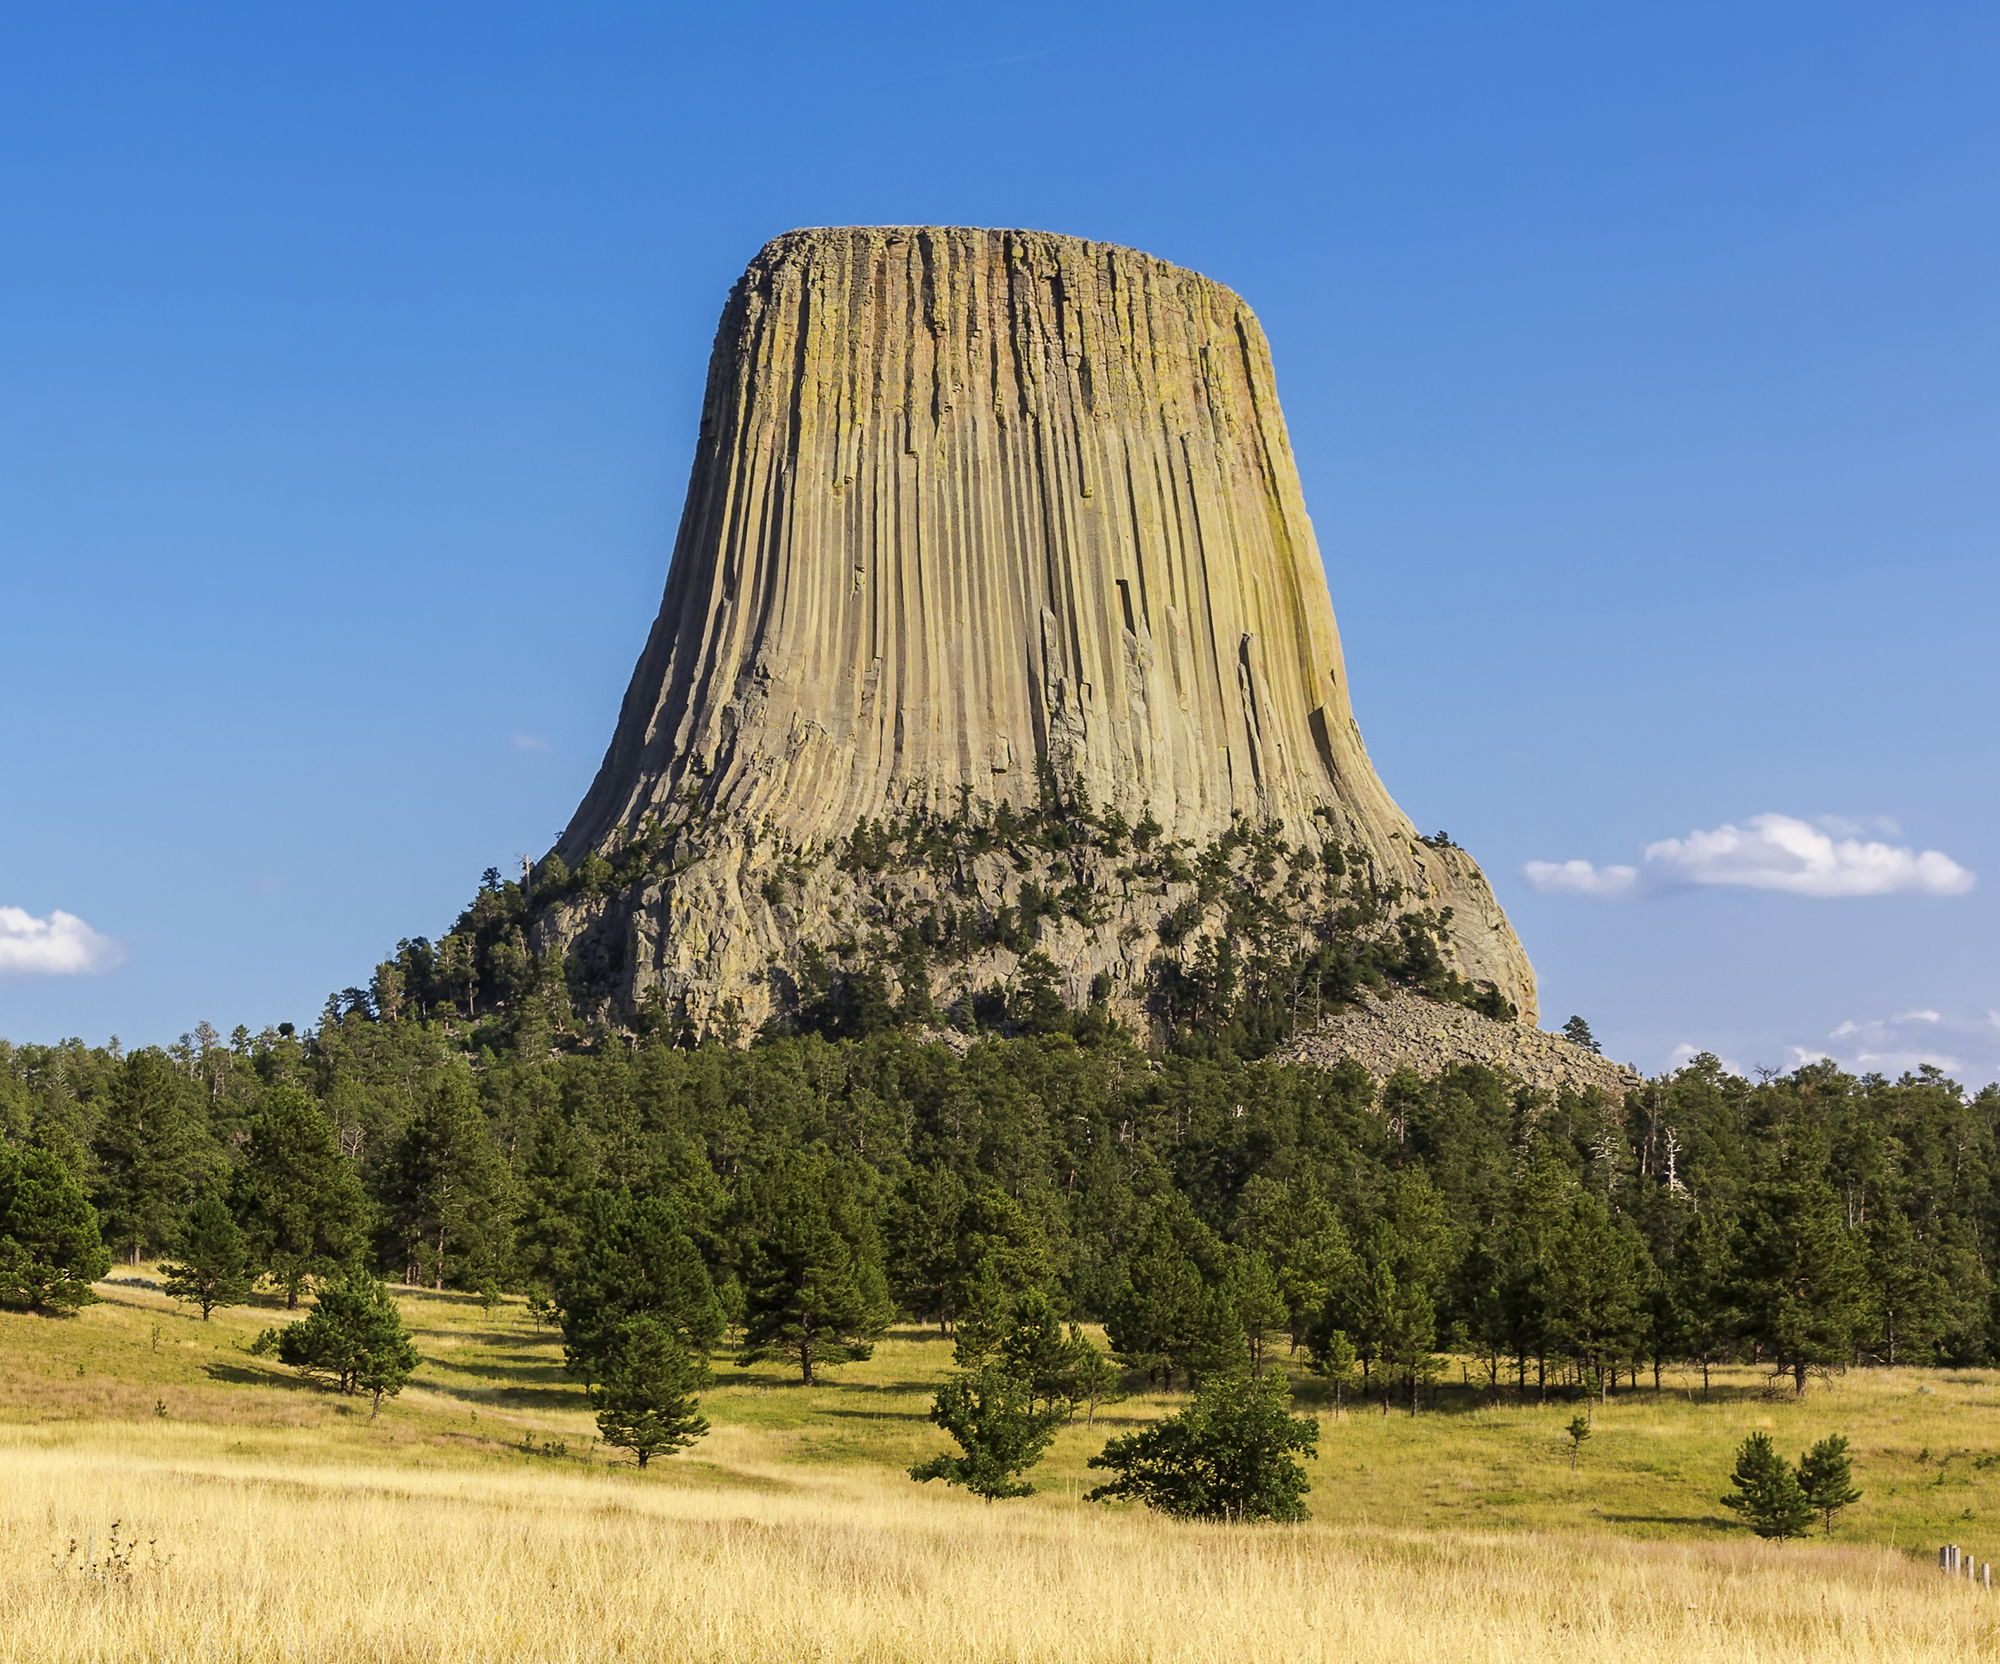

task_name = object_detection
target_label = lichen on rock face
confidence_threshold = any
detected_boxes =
[533,225,1538,1042]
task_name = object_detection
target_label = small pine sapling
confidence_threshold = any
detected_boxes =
[592,1316,710,1468]
[161,1191,252,1321]
[1721,1432,1816,1542]
[1565,1414,1592,1473]
[276,1271,422,1418]
[1796,1433,1862,1536]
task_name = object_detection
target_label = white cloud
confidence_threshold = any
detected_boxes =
[1522,858,1638,897]
[512,733,553,754]
[0,907,122,975]
[1667,1041,1749,1077]
[1526,812,1973,900]
[1790,1009,2000,1085]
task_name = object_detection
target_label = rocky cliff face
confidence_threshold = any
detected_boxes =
[533,227,1536,1038]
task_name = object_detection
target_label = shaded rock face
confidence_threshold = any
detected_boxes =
[541,226,1536,1034]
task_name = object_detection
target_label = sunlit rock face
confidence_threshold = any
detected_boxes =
[541,227,1536,1034]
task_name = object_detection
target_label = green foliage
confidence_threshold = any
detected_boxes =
[910,1364,1066,1500]
[231,1086,365,1308]
[1720,1432,1817,1541]
[1736,1161,1869,1395]
[1086,1371,1318,1522]
[1796,1433,1862,1536]
[0,1143,110,1314]
[591,1315,711,1467]
[738,1162,891,1384]
[275,1270,422,1414]
[388,1068,512,1291]
[557,1189,724,1386]
[161,1190,252,1319]
[1564,1414,1591,1472]
[94,1049,203,1263]
[1561,1016,1600,1054]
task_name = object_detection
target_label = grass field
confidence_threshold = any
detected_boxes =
[5,1274,2000,1660]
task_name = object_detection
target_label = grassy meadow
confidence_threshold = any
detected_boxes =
[5,1274,2000,1660]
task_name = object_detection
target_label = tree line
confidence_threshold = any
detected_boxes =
[2,1009,1993,1404]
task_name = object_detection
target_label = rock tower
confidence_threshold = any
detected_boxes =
[535,227,1536,1036]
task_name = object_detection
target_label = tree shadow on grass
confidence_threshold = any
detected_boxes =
[1598,1514,1728,1529]
[820,1406,929,1424]
[436,1354,573,1387]
[205,1361,311,1391]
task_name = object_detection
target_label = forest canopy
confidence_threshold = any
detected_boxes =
[3,997,1994,1396]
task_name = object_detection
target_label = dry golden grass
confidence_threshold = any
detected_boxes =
[7,1422,1997,1664]
[7,1276,2000,1659]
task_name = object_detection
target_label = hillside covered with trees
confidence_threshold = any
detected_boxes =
[4,983,1994,1404]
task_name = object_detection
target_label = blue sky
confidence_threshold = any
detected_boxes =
[2,2,1995,1082]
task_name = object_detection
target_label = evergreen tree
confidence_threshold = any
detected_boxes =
[885,1162,968,1326]
[739,1174,890,1384]
[910,1363,1065,1499]
[950,1254,1011,1367]
[1227,1247,1288,1375]
[592,1315,711,1467]
[1865,1210,1951,1366]
[1086,1372,1318,1522]
[1562,1016,1601,1054]
[1565,1413,1591,1473]
[0,1144,111,1314]
[1736,1165,1867,1396]
[391,1069,513,1290]
[94,1049,201,1264]
[161,1190,251,1319]
[276,1271,422,1416]
[1669,1209,1739,1399]
[1306,1323,1359,1407]
[1539,1190,1645,1400]
[557,1189,725,1387]
[1796,1433,1862,1536]
[1256,1184,1355,1353]
[232,1086,366,1308]
[1720,1432,1816,1541]
[992,1288,1078,1415]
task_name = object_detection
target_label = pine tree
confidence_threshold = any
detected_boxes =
[557,1189,725,1387]
[909,1364,1064,1500]
[1565,1414,1591,1473]
[0,1145,111,1314]
[592,1316,711,1467]
[94,1049,201,1264]
[739,1175,890,1384]
[1865,1210,1950,1366]
[391,1069,513,1291]
[1306,1323,1359,1407]
[276,1271,422,1417]
[1086,1371,1318,1522]
[1796,1433,1862,1536]
[1228,1247,1289,1375]
[1720,1432,1816,1541]
[992,1288,1078,1415]
[1736,1165,1867,1396]
[1669,1209,1739,1399]
[232,1086,365,1308]
[1562,1016,1601,1054]
[161,1190,251,1319]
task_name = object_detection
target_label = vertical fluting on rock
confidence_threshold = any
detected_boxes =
[551,226,1537,1028]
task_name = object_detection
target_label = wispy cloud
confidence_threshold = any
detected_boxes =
[512,733,553,755]
[1789,1008,2000,1083]
[0,906,121,975]
[1526,812,1973,900]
